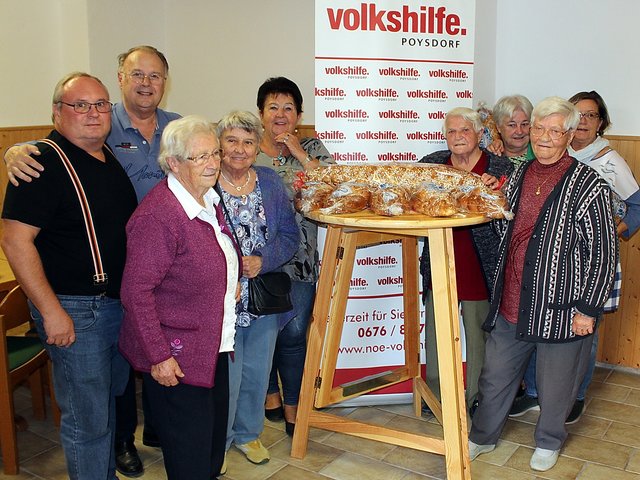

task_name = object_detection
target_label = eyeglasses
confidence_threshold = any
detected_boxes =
[579,112,600,120]
[186,150,222,165]
[529,125,569,140]
[125,71,166,85]
[58,101,113,114]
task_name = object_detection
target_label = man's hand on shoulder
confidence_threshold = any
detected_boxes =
[4,144,44,186]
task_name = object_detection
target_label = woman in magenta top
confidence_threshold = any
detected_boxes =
[119,115,241,479]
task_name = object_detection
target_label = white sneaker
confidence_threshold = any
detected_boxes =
[530,447,560,471]
[468,440,495,461]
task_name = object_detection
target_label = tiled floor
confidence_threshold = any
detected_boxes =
[4,365,640,479]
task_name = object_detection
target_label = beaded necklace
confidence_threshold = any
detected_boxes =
[220,170,251,192]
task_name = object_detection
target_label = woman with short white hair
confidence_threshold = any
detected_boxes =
[120,115,241,479]
[469,97,617,472]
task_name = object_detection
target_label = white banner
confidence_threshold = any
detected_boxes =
[315,0,476,401]
[315,0,476,161]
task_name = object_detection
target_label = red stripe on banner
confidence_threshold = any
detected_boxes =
[316,56,474,65]
[347,290,424,300]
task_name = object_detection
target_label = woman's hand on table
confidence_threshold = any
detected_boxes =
[481,173,506,190]
[242,255,263,279]
[151,357,185,386]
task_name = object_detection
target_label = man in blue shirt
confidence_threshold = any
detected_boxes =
[110,46,180,202]
[3,45,180,478]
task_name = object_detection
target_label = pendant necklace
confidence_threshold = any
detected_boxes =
[274,145,287,166]
[534,156,567,195]
[220,170,251,192]
[535,177,551,195]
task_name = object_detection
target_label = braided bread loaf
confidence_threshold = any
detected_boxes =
[300,164,513,219]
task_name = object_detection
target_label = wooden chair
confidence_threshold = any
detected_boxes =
[0,285,59,475]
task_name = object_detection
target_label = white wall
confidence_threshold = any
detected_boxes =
[1,0,638,135]
[0,0,91,126]
[491,0,640,135]
[472,0,497,109]
[164,1,315,123]
[85,0,166,106]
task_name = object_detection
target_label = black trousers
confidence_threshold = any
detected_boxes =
[143,353,229,480]
[115,366,145,444]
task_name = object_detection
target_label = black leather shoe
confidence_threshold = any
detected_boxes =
[265,406,284,422]
[142,430,161,448]
[468,399,479,419]
[115,440,144,478]
[285,421,295,437]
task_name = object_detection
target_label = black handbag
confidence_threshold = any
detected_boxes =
[216,185,293,316]
[247,271,293,315]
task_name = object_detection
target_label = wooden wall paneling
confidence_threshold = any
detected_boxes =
[600,136,640,367]
[600,137,624,365]
[0,126,53,216]
[618,138,640,368]
[621,138,640,368]
[296,125,317,140]
[623,231,640,368]
[601,138,622,363]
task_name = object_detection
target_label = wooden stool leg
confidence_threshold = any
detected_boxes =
[291,225,343,458]
[429,228,470,479]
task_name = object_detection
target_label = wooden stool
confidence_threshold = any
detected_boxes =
[291,211,488,480]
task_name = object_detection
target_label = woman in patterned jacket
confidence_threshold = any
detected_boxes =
[468,97,617,473]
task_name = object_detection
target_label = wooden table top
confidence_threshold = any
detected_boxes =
[306,210,489,230]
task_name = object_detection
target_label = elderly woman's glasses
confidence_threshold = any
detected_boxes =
[579,112,600,120]
[126,71,166,85]
[58,101,113,114]
[529,125,569,140]
[186,150,222,165]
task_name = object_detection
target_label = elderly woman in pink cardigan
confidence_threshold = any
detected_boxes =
[119,115,241,480]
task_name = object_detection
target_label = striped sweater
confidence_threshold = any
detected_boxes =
[484,158,618,342]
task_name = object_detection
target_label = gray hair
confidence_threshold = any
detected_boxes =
[117,45,169,75]
[532,96,580,131]
[158,115,218,174]
[492,95,534,126]
[215,110,263,144]
[443,107,484,134]
[51,72,108,122]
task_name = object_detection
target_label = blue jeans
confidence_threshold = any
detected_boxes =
[267,280,315,406]
[30,295,129,480]
[523,328,599,401]
[226,314,278,449]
